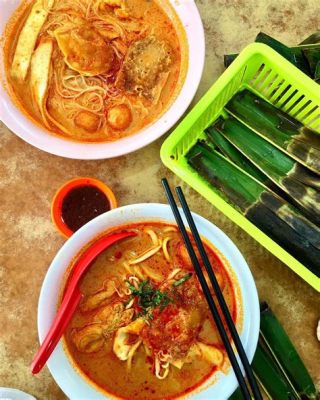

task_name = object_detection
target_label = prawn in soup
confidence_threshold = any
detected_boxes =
[4,0,187,142]
[63,222,241,399]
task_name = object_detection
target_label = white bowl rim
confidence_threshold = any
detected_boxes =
[37,203,260,400]
[0,0,205,159]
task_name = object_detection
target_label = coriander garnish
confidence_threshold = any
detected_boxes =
[126,280,172,320]
[172,273,192,287]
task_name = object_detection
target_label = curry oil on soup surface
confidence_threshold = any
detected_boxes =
[4,0,187,142]
[62,222,242,400]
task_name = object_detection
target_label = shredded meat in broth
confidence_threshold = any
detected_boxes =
[4,0,186,142]
[63,222,240,400]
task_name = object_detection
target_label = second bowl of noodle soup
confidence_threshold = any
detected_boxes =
[37,203,260,400]
[0,0,205,159]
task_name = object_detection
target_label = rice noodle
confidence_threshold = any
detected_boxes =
[163,227,178,233]
[108,279,129,298]
[140,264,162,282]
[53,61,108,115]
[132,267,145,281]
[123,262,145,281]
[128,245,161,265]
[160,268,182,289]
[144,229,159,246]
[132,100,149,117]
[112,41,126,58]
[127,339,142,369]
[162,237,172,262]
[112,39,128,57]
[128,275,140,289]
[49,0,87,15]
[90,1,126,40]
[42,0,145,134]
[166,268,181,280]
[113,286,125,297]
[125,298,134,309]
[158,350,171,363]
[144,344,152,357]
[11,0,166,141]
[123,261,132,275]
[155,356,170,380]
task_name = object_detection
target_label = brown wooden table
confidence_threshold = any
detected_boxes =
[0,0,319,398]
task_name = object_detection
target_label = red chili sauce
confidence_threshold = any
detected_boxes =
[61,185,110,232]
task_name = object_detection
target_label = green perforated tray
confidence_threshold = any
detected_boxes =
[161,43,320,292]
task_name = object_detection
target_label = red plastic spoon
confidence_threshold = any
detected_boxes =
[31,231,136,374]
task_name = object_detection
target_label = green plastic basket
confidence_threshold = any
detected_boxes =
[161,43,320,292]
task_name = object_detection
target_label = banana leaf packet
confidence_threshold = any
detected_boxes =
[224,32,320,84]
[229,302,319,400]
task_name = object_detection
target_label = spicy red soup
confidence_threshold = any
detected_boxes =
[4,0,187,142]
[63,222,241,400]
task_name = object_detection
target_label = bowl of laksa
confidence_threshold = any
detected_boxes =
[37,204,260,400]
[0,0,204,159]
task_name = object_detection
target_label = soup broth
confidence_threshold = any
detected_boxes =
[4,0,187,142]
[64,222,241,400]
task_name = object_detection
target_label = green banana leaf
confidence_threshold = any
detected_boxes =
[253,343,297,400]
[225,90,320,175]
[303,47,320,76]
[206,122,269,183]
[255,32,311,76]
[299,32,320,45]
[315,61,320,83]
[223,32,320,82]
[260,303,318,399]
[205,121,299,209]
[224,53,238,68]
[213,115,320,226]
[228,303,318,400]
[187,142,320,277]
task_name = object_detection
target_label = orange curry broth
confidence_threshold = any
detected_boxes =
[62,222,242,400]
[3,0,188,143]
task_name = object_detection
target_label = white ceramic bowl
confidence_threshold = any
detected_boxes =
[37,203,260,400]
[0,0,205,159]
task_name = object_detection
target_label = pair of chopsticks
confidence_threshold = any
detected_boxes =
[162,178,262,400]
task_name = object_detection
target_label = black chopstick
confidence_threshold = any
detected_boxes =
[162,179,250,399]
[162,178,262,400]
[176,186,263,400]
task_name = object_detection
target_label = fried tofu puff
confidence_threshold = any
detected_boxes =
[123,36,173,95]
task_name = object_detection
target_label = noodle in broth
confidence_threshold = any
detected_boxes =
[4,0,186,142]
[63,222,241,400]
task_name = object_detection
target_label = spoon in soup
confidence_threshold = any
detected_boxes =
[31,230,136,374]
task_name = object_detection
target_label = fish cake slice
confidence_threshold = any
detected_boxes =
[11,0,54,82]
[30,38,53,127]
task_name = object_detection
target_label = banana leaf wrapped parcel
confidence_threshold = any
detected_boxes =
[187,142,320,277]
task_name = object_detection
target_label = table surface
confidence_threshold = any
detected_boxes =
[1,0,319,399]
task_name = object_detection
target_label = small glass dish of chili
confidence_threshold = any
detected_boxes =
[51,177,117,238]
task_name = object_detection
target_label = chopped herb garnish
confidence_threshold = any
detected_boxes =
[125,274,192,321]
[172,273,192,287]
[126,280,173,320]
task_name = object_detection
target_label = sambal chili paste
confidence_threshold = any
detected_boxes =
[61,185,110,232]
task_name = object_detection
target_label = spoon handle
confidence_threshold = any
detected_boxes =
[31,230,136,374]
[31,287,82,374]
